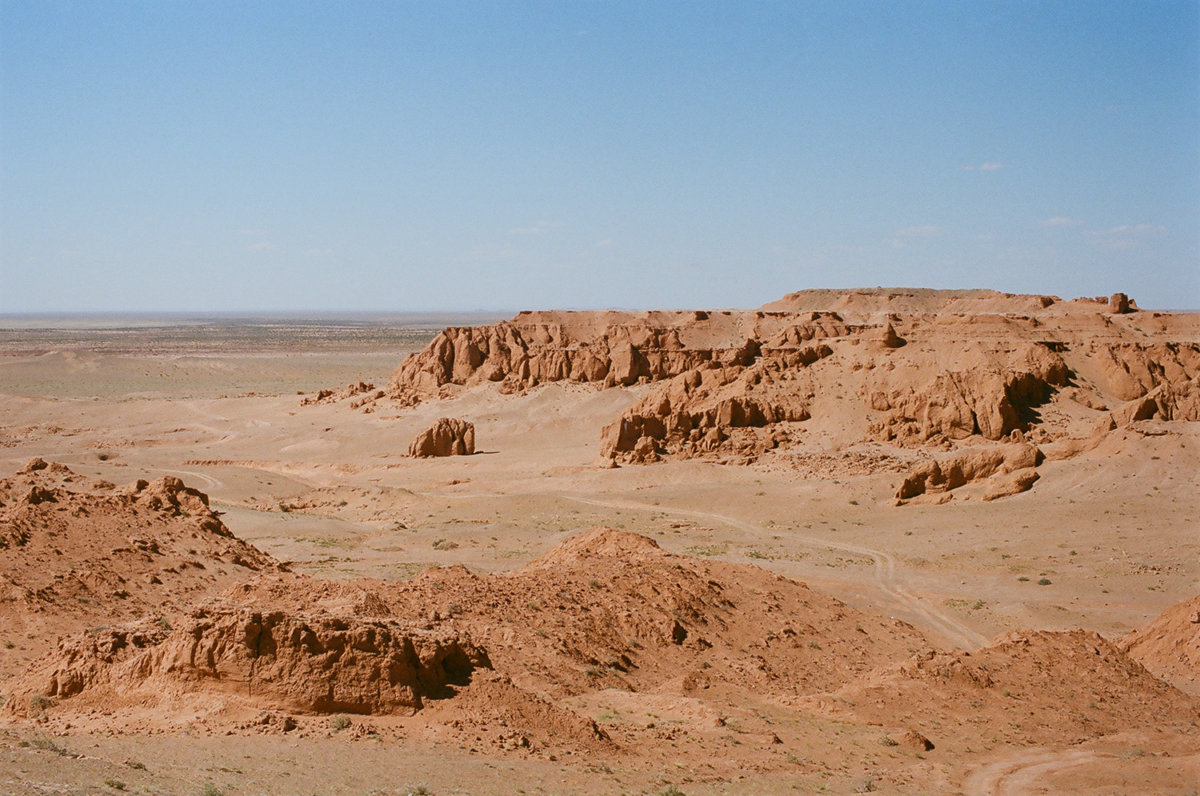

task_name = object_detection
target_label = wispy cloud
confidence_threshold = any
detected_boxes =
[1105,223,1165,235]
[890,225,946,249]
[1086,223,1167,250]
[962,162,1004,172]
[462,243,518,262]
[1040,216,1084,228]
[246,241,278,253]
[510,220,554,235]
[594,239,612,248]
[897,225,946,238]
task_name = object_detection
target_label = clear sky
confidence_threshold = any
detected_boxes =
[2,1,1197,312]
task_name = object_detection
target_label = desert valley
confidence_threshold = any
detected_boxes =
[0,288,1197,795]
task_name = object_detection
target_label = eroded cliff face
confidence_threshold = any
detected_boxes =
[597,345,830,463]
[385,309,848,396]
[863,341,1072,445]
[3,609,490,717]
[377,290,1200,468]
[1078,342,1200,414]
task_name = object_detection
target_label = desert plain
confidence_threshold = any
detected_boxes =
[0,288,1197,795]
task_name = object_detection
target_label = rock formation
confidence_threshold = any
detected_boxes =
[4,608,490,717]
[5,525,1197,765]
[302,288,1200,487]
[893,443,1043,504]
[599,347,826,463]
[0,461,276,679]
[408,418,476,457]
[878,321,905,348]
[864,342,1071,445]
[3,527,926,728]
[301,381,383,409]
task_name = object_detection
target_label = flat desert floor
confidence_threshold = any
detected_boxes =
[0,306,1197,795]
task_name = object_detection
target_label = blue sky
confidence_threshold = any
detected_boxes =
[2,1,1197,312]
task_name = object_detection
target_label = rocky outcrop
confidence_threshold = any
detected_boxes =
[1149,377,1200,421]
[386,310,856,399]
[759,288,1063,315]
[894,443,1043,503]
[408,418,476,457]
[301,381,383,409]
[878,322,905,349]
[1085,342,1200,402]
[388,320,716,396]
[600,347,828,463]
[3,609,490,717]
[1082,342,1200,420]
[981,468,1040,501]
[0,462,277,680]
[369,289,1200,467]
[867,343,1070,445]
[2,528,925,736]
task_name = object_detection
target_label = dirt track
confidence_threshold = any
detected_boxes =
[563,493,988,649]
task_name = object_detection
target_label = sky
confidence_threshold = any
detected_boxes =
[1,1,1197,313]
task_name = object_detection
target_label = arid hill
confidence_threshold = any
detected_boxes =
[2,529,924,734]
[0,460,276,679]
[5,523,1197,772]
[1120,593,1200,696]
[230,527,928,699]
[802,628,1200,752]
[0,449,1196,786]
[368,290,1199,479]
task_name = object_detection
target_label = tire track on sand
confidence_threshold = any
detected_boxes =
[964,748,1102,795]
[562,494,987,651]
[159,468,223,490]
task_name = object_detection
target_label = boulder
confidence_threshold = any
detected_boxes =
[878,322,905,349]
[982,469,1040,501]
[408,418,476,458]
[1111,394,1159,426]
[895,444,1043,502]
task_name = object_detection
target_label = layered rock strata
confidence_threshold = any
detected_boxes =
[377,289,1200,470]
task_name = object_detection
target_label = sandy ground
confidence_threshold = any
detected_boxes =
[0,316,1197,794]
